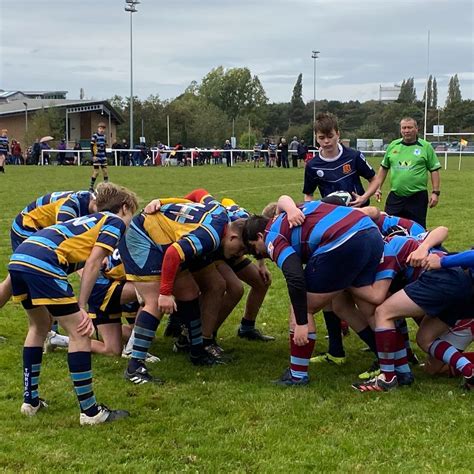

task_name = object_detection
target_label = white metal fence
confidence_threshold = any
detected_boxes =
[38,148,473,170]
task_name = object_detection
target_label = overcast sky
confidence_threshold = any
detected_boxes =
[0,0,473,105]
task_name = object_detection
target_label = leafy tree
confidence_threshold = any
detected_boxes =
[446,74,462,106]
[432,77,438,109]
[397,77,417,103]
[199,66,268,121]
[289,73,305,124]
[26,107,65,147]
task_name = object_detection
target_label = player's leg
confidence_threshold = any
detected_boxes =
[101,164,109,182]
[417,317,474,382]
[89,164,100,191]
[0,273,12,309]
[353,290,423,392]
[21,305,51,415]
[234,261,274,341]
[174,272,221,365]
[57,307,129,424]
[191,263,226,347]
[124,280,163,383]
[92,321,123,356]
[0,152,5,173]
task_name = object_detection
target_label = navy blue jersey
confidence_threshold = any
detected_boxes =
[0,135,9,153]
[303,145,375,198]
[91,132,107,158]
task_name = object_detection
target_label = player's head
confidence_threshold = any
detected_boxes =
[95,182,138,225]
[221,218,247,259]
[400,117,418,142]
[315,112,340,155]
[1,128,7,135]
[242,215,270,258]
[261,202,278,218]
[88,190,98,213]
[97,122,107,132]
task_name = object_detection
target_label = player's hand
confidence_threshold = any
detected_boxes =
[144,199,162,214]
[349,192,366,208]
[293,324,309,346]
[423,253,442,271]
[287,208,305,228]
[77,308,95,337]
[429,193,439,208]
[257,261,272,286]
[158,294,177,314]
[374,189,382,203]
[406,247,428,267]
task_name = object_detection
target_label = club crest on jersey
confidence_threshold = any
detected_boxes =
[316,169,324,177]
[343,163,352,174]
[414,148,421,156]
[267,241,274,259]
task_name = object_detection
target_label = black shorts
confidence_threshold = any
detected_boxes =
[404,268,473,326]
[385,190,428,229]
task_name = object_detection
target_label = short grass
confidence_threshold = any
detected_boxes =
[0,159,473,472]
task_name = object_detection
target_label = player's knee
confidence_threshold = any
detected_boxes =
[374,305,390,326]
[416,331,433,353]
[227,279,244,302]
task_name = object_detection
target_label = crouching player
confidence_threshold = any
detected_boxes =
[242,199,384,386]
[121,189,247,384]
[8,183,138,425]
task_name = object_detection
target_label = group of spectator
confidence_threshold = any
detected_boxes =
[252,136,314,168]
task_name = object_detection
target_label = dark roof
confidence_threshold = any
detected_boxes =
[0,99,123,124]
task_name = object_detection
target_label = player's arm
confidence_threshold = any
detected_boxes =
[425,249,474,271]
[406,226,448,266]
[356,205,381,221]
[276,195,305,228]
[375,165,389,201]
[350,176,380,207]
[90,135,96,155]
[56,196,80,222]
[302,165,317,202]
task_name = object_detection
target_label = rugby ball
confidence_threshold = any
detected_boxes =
[323,191,352,206]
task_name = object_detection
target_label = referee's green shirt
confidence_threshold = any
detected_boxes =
[381,138,441,197]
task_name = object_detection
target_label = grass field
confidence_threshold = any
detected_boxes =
[0,159,472,472]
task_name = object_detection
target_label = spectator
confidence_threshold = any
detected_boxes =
[57,139,67,165]
[223,139,232,167]
[120,139,130,166]
[289,136,299,167]
[375,117,441,228]
[73,140,82,165]
[0,128,8,173]
[31,138,41,165]
[212,146,221,165]
[268,139,277,168]
[278,137,289,168]
[40,140,51,165]
[11,139,22,165]
[297,139,308,166]
[261,138,270,167]
[111,140,121,165]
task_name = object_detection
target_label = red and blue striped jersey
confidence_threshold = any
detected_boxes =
[376,212,426,237]
[264,200,377,268]
[9,212,125,279]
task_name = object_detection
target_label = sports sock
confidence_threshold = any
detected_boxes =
[23,347,43,406]
[68,351,99,417]
[104,175,109,182]
[323,311,345,357]
[394,332,411,374]
[51,321,59,332]
[357,326,377,353]
[395,319,414,358]
[178,299,205,357]
[89,176,97,190]
[289,331,316,380]
[124,328,135,353]
[375,328,399,380]
[239,317,255,332]
[0,166,4,173]
[128,310,160,372]
[429,339,474,377]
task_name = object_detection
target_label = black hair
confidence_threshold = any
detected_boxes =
[242,215,270,251]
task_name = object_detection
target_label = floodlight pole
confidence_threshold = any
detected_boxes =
[423,30,430,140]
[125,0,139,151]
[311,50,320,147]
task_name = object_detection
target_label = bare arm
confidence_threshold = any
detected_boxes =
[350,176,381,207]
[374,167,389,202]
[277,195,305,228]
[406,226,448,267]
[429,170,441,208]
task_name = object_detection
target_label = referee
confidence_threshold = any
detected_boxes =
[376,117,441,228]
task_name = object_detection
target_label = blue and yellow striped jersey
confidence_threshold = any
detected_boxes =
[91,132,107,158]
[0,135,9,153]
[11,191,93,241]
[131,195,229,262]
[9,212,126,279]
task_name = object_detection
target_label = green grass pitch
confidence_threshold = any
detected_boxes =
[0,158,472,472]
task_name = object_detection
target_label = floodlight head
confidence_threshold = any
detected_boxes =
[125,5,138,12]
[126,0,140,3]
[311,50,320,59]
